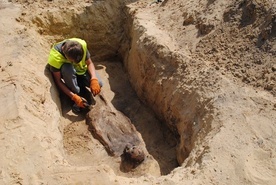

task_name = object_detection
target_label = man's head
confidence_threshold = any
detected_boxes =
[62,40,84,63]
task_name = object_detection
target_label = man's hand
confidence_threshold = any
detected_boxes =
[90,79,101,96]
[71,94,88,108]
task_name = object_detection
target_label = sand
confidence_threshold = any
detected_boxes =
[0,0,275,184]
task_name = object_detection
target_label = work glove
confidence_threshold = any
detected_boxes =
[71,94,88,108]
[90,79,101,96]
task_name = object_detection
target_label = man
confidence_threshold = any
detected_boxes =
[48,38,102,112]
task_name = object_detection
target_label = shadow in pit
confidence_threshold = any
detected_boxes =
[96,60,179,175]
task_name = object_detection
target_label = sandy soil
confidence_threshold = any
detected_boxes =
[0,0,275,184]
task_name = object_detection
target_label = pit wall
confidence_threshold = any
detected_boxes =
[29,0,137,61]
[121,6,214,164]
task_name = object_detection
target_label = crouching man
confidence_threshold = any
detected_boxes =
[48,38,102,112]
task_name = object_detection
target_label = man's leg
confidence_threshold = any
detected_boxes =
[77,71,103,88]
[60,63,80,94]
[77,71,103,105]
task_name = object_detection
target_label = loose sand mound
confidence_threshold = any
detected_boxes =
[0,0,275,184]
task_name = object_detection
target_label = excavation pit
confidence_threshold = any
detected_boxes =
[2,0,276,184]
[61,60,179,176]
[27,0,213,177]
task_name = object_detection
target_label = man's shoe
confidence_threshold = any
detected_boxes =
[72,103,81,113]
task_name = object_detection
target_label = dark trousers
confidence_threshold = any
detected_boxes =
[61,63,103,104]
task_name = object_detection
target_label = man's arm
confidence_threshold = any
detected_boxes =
[52,71,88,108]
[86,58,101,95]
[86,58,98,80]
[52,71,75,99]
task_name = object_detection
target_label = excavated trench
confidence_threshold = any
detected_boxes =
[60,60,179,176]
[30,0,213,177]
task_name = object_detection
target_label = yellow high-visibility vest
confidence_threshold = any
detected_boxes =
[48,38,88,75]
